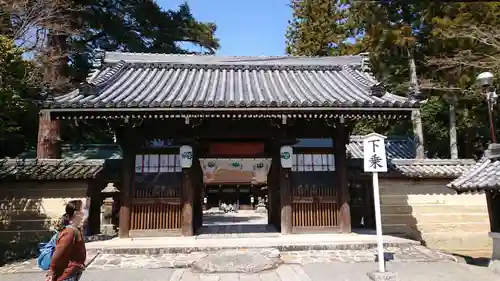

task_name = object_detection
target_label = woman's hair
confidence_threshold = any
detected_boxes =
[57,200,83,231]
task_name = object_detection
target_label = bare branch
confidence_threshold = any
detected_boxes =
[425,24,500,75]
[1,0,77,52]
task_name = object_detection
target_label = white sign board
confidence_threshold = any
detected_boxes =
[280,146,293,168]
[179,145,193,168]
[362,133,388,173]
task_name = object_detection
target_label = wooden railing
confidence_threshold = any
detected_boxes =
[291,172,338,231]
[292,201,337,228]
[130,170,182,232]
[131,202,181,230]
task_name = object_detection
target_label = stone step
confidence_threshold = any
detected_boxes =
[86,240,419,255]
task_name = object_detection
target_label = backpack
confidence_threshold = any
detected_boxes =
[37,226,78,270]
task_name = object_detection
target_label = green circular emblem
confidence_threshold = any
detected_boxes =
[281,152,291,160]
[232,162,240,167]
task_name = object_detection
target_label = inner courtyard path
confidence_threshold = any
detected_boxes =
[197,209,278,239]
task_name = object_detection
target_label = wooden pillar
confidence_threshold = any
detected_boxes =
[37,110,61,159]
[280,167,293,234]
[181,144,197,236]
[193,158,203,232]
[86,180,102,235]
[118,129,135,238]
[486,191,500,233]
[335,122,351,233]
[182,168,194,236]
[268,146,279,227]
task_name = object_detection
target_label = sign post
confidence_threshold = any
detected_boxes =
[362,133,388,274]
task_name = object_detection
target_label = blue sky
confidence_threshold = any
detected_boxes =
[157,0,292,56]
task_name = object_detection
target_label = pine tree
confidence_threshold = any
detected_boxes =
[285,0,350,56]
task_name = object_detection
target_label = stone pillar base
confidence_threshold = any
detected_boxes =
[490,232,500,274]
[367,271,398,281]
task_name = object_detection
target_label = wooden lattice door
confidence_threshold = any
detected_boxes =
[291,153,339,232]
[130,153,182,234]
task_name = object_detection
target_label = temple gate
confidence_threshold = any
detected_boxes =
[37,51,420,237]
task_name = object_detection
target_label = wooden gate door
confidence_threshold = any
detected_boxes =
[349,172,375,229]
[130,153,182,236]
[291,153,339,232]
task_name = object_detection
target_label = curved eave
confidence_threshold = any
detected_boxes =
[44,107,416,121]
[447,158,500,193]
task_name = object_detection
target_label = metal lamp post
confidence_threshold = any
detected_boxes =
[476,72,498,143]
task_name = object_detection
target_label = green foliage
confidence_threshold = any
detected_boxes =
[0,1,220,156]
[69,1,219,82]
[285,0,352,56]
[0,36,39,155]
[286,0,500,159]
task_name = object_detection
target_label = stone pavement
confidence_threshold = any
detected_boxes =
[197,210,279,239]
[1,262,500,281]
[0,245,458,274]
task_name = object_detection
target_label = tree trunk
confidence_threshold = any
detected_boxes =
[449,98,458,159]
[408,50,425,158]
[36,33,69,159]
[37,111,61,159]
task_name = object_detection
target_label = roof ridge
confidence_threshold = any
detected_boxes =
[485,143,500,159]
[349,135,414,141]
[391,158,476,165]
[102,52,365,68]
[104,51,365,60]
[88,60,128,88]
[98,61,361,72]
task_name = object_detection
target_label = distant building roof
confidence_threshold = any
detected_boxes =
[448,144,500,192]
[0,144,121,181]
[16,144,122,160]
[390,159,476,179]
[347,135,416,159]
[0,159,106,181]
[40,52,419,115]
[297,137,474,178]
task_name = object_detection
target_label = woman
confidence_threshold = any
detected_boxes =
[45,200,87,281]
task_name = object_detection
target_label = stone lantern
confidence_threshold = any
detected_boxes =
[101,182,119,235]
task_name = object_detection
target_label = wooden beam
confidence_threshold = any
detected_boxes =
[335,122,351,233]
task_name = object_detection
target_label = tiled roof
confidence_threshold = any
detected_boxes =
[448,144,500,192]
[294,136,416,159]
[390,159,476,178]
[294,137,474,178]
[347,135,416,159]
[17,144,122,160]
[0,159,106,181]
[41,52,419,110]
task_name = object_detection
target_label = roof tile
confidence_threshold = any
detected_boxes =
[391,159,476,178]
[448,144,500,192]
[0,159,107,181]
[42,52,418,110]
